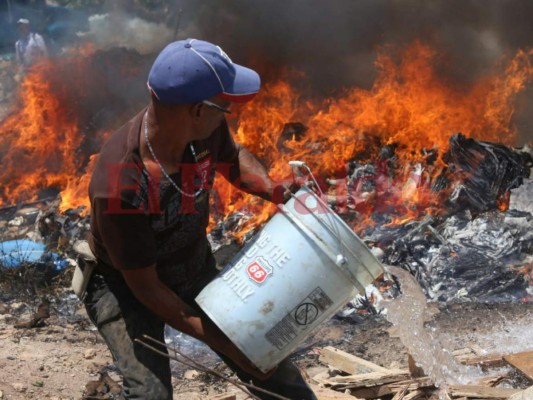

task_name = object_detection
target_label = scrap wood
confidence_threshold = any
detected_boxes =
[452,345,486,361]
[348,385,394,399]
[327,369,411,389]
[388,377,434,392]
[446,384,521,399]
[312,370,333,386]
[319,346,389,375]
[309,383,361,399]
[503,351,533,381]
[336,376,433,400]
[402,390,426,400]
[458,353,507,369]
[391,385,409,400]
[452,345,508,369]
[329,369,410,384]
[508,385,533,400]
[474,374,508,387]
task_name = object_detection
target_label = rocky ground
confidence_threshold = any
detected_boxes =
[0,284,532,400]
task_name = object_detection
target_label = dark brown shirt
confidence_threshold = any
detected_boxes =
[88,108,238,293]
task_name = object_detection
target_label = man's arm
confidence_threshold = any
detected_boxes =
[34,34,48,58]
[221,144,292,204]
[121,265,270,379]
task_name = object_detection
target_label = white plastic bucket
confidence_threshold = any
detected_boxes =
[196,186,384,372]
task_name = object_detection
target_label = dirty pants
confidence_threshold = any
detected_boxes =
[84,273,317,400]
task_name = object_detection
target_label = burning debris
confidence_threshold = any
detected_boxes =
[0,33,530,336]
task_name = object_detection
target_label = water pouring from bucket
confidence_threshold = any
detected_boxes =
[196,162,385,372]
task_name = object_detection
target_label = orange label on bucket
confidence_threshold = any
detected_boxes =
[247,258,272,284]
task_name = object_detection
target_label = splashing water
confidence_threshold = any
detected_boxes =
[382,265,483,390]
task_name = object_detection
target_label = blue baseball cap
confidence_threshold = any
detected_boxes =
[147,39,260,105]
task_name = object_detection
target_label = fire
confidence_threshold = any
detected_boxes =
[0,59,82,207]
[58,154,100,213]
[0,44,130,215]
[213,42,533,235]
[0,42,531,236]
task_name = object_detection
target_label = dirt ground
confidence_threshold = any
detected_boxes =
[0,291,532,400]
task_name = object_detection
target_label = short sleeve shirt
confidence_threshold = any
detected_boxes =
[88,108,238,293]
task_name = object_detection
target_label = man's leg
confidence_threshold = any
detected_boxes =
[84,275,173,400]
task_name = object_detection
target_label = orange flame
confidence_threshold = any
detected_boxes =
[212,42,533,235]
[0,60,82,206]
[0,42,531,235]
[0,44,115,215]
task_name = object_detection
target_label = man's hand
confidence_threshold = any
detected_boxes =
[270,179,300,205]
[220,336,277,380]
[121,266,276,380]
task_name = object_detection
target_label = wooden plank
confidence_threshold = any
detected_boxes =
[391,385,408,400]
[508,385,533,400]
[458,353,506,369]
[447,384,521,399]
[319,347,389,375]
[349,377,433,399]
[474,374,507,387]
[350,385,393,399]
[329,369,411,388]
[387,377,434,391]
[504,351,533,381]
[309,383,361,399]
[312,370,333,385]
[403,390,425,400]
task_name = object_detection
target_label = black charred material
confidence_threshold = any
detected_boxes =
[379,210,531,303]
[276,122,308,152]
[444,133,531,212]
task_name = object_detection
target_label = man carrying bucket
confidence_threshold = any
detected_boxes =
[82,39,316,399]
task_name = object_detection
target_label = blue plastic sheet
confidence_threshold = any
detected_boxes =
[0,239,68,270]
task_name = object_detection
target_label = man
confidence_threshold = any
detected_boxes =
[84,39,317,399]
[15,18,48,69]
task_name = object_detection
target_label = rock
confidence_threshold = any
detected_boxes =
[0,303,8,314]
[0,389,3,398]
[83,348,97,359]
[184,369,201,380]
[8,216,24,226]
[12,383,27,392]
[10,303,25,312]
[0,314,13,323]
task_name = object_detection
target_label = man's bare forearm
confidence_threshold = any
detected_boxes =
[121,266,270,378]
[231,144,273,201]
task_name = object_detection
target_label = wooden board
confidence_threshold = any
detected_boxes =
[447,384,521,399]
[319,346,389,375]
[309,383,361,399]
[458,353,506,368]
[504,351,533,381]
[328,369,411,387]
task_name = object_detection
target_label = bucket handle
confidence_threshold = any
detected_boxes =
[289,161,345,259]
[291,187,347,257]
[278,203,366,293]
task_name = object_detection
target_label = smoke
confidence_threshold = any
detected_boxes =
[84,0,533,144]
[174,0,533,144]
[87,13,175,55]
